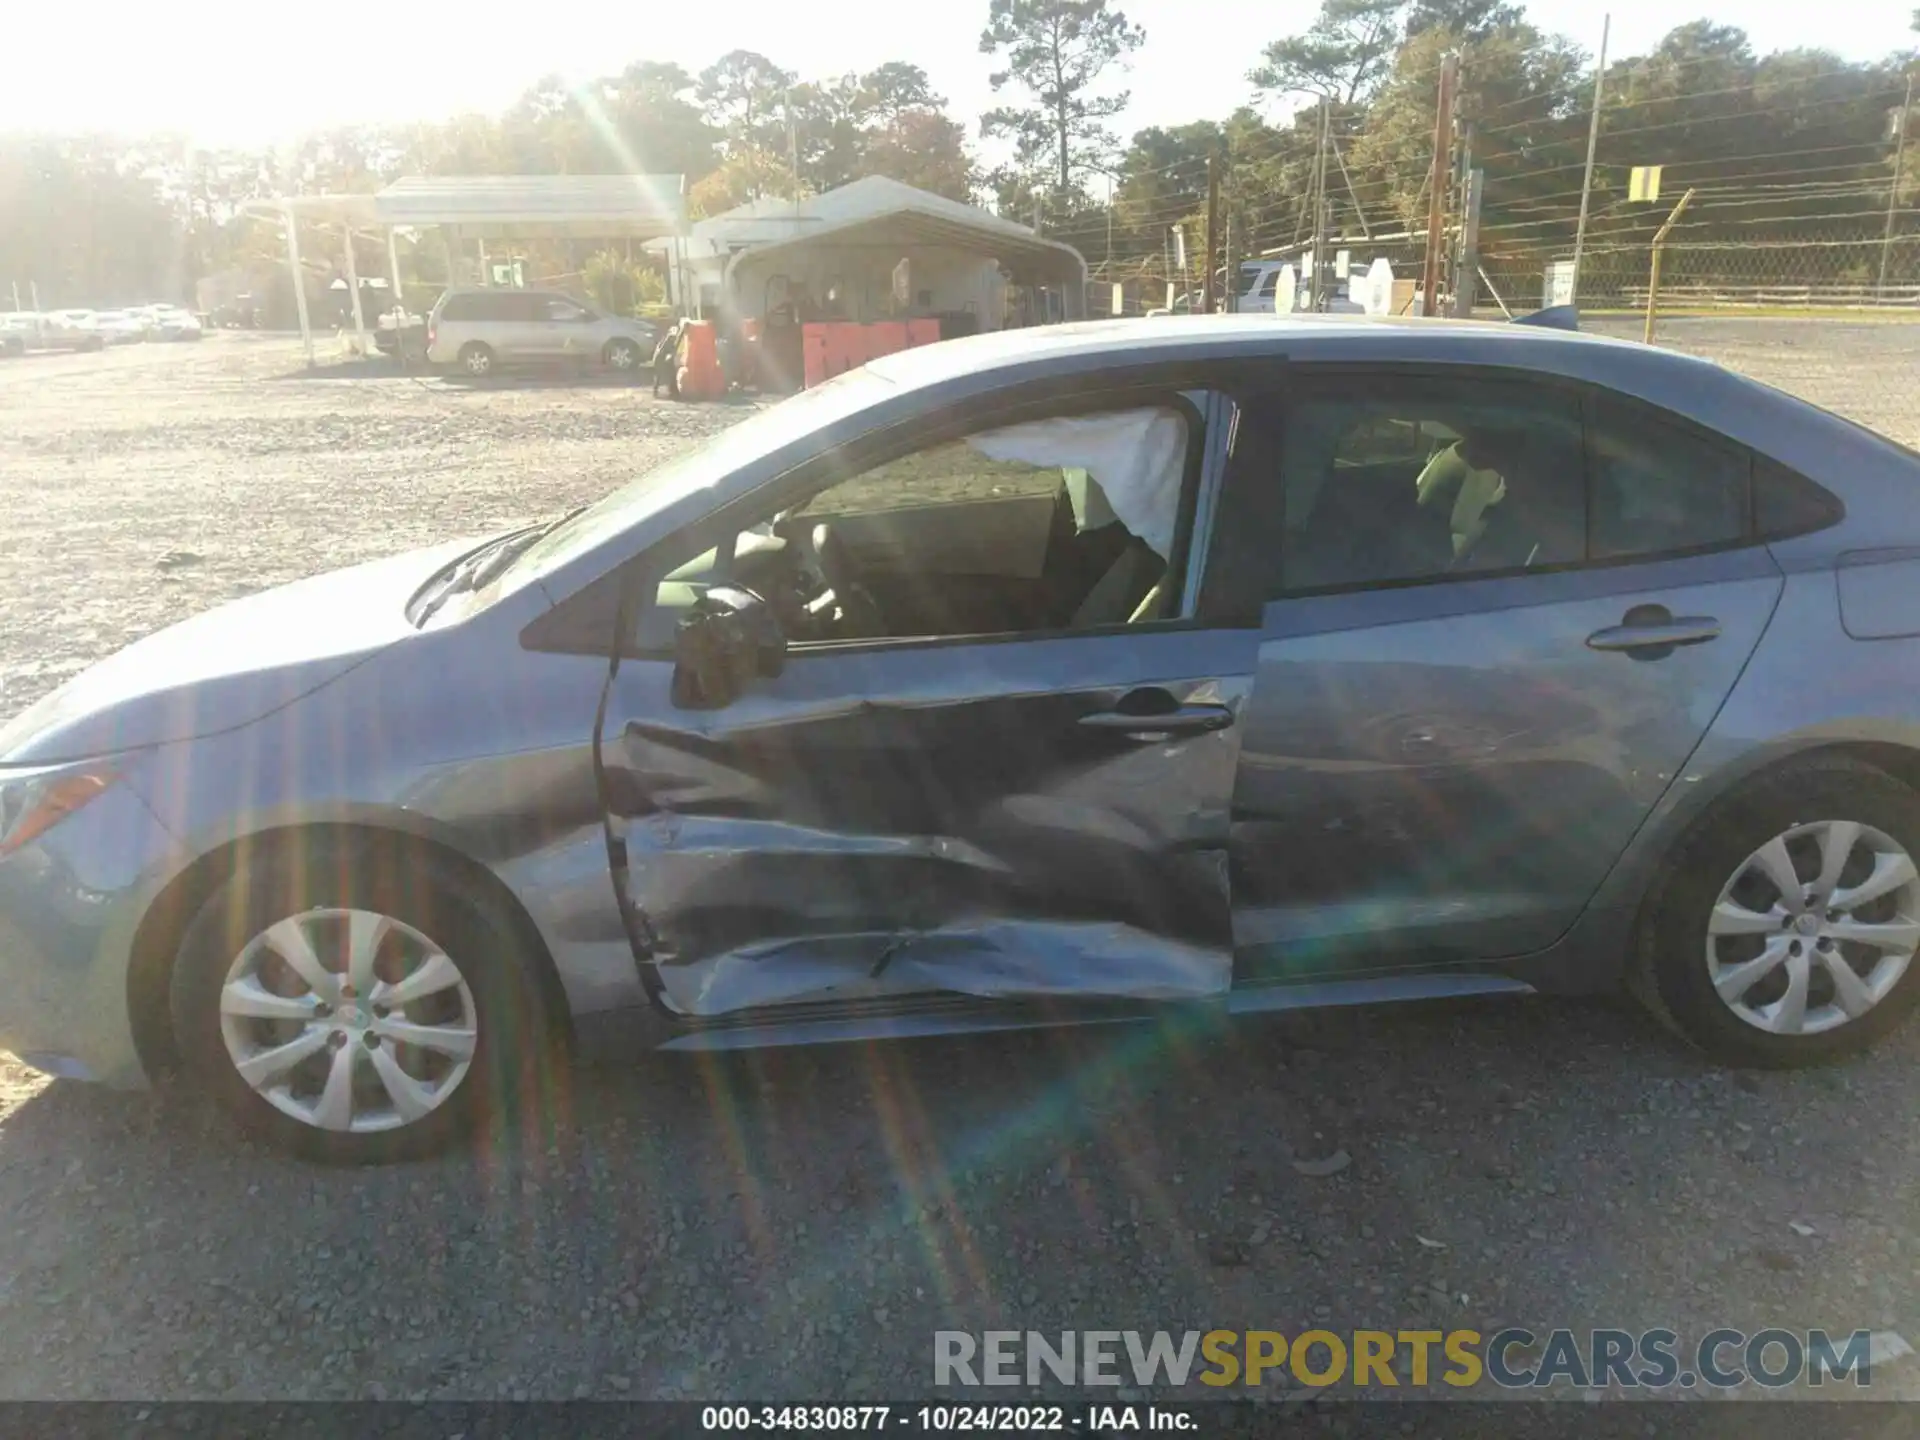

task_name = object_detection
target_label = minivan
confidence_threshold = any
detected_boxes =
[425,288,658,378]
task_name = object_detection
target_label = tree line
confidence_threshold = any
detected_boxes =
[1,0,1916,309]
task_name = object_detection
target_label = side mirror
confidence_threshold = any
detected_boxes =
[670,585,787,710]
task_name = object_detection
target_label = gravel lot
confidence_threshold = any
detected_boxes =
[5,326,1920,1412]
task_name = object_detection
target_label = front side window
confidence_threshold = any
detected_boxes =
[649,404,1200,649]
[546,298,591,323]
[1276,380,1586,594]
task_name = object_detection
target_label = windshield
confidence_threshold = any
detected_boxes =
[501,365,896,584]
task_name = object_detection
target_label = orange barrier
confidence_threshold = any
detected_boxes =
[677,320,723,400]
[802,326,832,389]
[867,321,908,360]
[796,319,944,389]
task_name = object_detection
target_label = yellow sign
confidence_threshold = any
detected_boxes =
[1629,165,1663,202]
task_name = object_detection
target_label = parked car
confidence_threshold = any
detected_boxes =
[92,310,149,345]
[3,313,1916,1162]
[151,307,203,342]
[39,310,105,351]
[425,287,658,377]
[0,313,30,356]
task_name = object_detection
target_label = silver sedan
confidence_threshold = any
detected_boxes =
[3,314,1918,1163]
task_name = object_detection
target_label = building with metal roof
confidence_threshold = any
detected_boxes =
[648,176,1088,335]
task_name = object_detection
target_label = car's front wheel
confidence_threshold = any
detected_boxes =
[1634,755,1920,1067]
[170,835,561,1162]
[604,338,642,372]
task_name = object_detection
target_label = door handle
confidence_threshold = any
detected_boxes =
[1079,702,1236,737]
[1586,605,1721,658]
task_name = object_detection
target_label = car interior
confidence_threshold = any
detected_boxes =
[1280,400,1587,591]
[648,405,1197,647]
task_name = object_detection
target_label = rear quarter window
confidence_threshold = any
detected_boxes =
[1587,395,1749,560]
[1754,457,1843,539]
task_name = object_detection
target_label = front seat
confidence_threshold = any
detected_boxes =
[1070,534,1166,628]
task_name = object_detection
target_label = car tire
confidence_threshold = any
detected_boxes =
[1632,755,1920,1068]
[170,833,563,1163]
[604,338,642,373]
[457,342,495,377]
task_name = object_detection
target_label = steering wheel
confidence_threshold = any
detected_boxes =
[807,523,885,637]
[783,519,882,638]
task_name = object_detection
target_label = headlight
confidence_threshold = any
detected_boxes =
[0,765,117,856]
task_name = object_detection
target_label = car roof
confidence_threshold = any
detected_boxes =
[866,313,1752,423]
[868,313,1624,378]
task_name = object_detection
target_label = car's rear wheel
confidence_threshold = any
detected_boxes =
[170,835,561,1162]
[457,342,495,377]
[1634,756,1920,1067]
[604,338,642,372]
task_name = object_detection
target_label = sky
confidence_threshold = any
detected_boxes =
[3,0,1915,151]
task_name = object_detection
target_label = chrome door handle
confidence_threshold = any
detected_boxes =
[1586,613,1721,656]
[1079,703,1236,736]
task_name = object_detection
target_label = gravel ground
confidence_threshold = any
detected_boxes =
[5,328,1920,1410]
[1583,315,1920,451]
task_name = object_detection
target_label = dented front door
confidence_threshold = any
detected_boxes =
[601,627,1255,1018]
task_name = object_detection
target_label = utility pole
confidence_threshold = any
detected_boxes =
[1310,96,1331,311]
[1880,71,1914,301]
[1105,171,1115,281]
[785,90,801,214]
[1203,151,1221,313]
[1452,170,1485,318]
[1224,213,1238,313]
[1164,228,1176,310]
[1420,53,1459,317]
[1571,14,1611,305]
[1449,119,1475,309]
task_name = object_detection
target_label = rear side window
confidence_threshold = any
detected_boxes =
[1274,379,1586,593]
[1754,457,1842,538]
[447,292,540,321]
[1219,370,1844,606]
[1587,395,1748,559]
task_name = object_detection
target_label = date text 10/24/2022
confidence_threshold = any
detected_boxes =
[701,1407,1192,1432]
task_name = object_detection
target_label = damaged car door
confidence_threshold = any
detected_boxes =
[599,388,1261,1026]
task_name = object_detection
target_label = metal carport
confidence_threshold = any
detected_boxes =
[246,174,686,366]
[723,205,1090,327]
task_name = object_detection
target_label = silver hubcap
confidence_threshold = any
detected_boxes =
[610,344,635,368]
[1706,819,1920,1036]
[219,907,479,1133]
[465,350,489,374]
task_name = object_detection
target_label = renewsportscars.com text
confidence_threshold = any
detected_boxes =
[934,1328,1884,1391]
